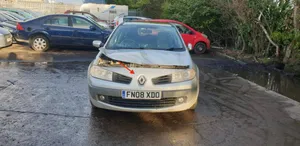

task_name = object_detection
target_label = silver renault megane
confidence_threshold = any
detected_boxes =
[88,22,200,112]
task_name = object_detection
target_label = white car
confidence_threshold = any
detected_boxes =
[0,27,12,48]
[88,22,200,112]
[113,16,151,27]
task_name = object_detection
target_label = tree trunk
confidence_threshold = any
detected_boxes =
[257,22,280,57]
[257,12,280,58]
[283,42,293,64]
[283,1,299,63]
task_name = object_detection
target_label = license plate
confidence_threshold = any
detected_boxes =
[122,91,161,100]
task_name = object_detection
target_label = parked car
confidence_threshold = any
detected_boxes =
[0,13,9,22]
[0,11,23,24]
[0,27,13,48]
[113,16,151,27]
[16,14,112,51]
[0,8,35,20]
[3,11,27,21]
[0,21,17,33]
[143,19,211,54]
[64,10,110,29]
[0,11,20,22]
[88,22,200,112]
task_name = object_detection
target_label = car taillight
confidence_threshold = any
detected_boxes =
[116,21,119,26]
[16,23,24,31]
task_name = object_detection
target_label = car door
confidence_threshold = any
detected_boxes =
[71,16,104,47]
[43,16,74,45]
[173,23,195,47]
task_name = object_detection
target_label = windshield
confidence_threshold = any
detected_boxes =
[85,16,106,30]
[106,23,184,51]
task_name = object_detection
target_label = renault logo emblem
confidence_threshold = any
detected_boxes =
[138,75,146,85]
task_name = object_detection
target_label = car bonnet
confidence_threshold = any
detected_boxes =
[100,49,192,67]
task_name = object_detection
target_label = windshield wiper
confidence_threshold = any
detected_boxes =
[166,48,184,51]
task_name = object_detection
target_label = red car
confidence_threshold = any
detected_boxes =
[143,19,210,54]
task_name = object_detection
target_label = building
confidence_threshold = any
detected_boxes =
[83,0,106,4]
[15,0,46,2]
[48,0,56,3]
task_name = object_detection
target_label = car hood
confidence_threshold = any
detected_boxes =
[102,49,192,66]
[0,27,10,34]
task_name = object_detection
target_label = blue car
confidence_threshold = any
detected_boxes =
[16,14,112,51]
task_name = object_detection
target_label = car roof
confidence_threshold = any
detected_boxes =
[144,19,180,23]
[122,21,173,27]
[66,10,90,13]
[123,16,149,19]
[44,14,87,18]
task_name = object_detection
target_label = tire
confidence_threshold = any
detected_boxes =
[13,36,19,44]
[190,100,198,110]
[30,35,50,52]
[193,42,207,54]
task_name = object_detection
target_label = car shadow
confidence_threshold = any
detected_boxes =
[49,46,99,53]
[87,108,200,145]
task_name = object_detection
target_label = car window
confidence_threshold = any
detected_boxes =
[72,17,93,29]
[0,13,8,21]
[123,18,140,22]
[106,24,184,51]
[173,23,191,34]
[83,13,95,19]
[44,16,69,26]
[85,16,105,30]
[7,12,24,20]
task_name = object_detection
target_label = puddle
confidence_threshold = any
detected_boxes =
[200,57,300,102]
[222,64,300,101]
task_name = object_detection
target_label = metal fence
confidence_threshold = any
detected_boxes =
[0,1,81,14]
[128,9,144,17]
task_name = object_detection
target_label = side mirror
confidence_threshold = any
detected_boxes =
[90,26,96,31]
[187,43,193,50]
[93,40,103,48]
[188,31,194,35]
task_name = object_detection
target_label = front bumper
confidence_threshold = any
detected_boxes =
[0,34,13,48]
[88,75,199,113]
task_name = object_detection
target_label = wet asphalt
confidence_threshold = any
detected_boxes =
[1,49,300,146]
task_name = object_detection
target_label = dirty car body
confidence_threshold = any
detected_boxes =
[15,14,111,50]
[88,22,200,112]
[0,27,13,48]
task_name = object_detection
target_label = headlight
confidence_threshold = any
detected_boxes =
[172,69,196,83]
[90,65,113,81]
[202,34,208,38]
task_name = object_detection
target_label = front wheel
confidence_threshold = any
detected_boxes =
[30,35,50,52]
[193,42,207,54]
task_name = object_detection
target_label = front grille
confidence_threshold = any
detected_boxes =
[152,75,172,85]
[106,96,177,108]
[112,73,132,84]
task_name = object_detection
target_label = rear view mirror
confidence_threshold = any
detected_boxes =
[93,40,102,48]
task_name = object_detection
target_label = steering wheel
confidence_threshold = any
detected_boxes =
[120,39,137,48]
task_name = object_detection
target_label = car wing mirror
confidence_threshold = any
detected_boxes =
[188,31,194,35]
[93,40,103,48]
[90,25,96,31]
